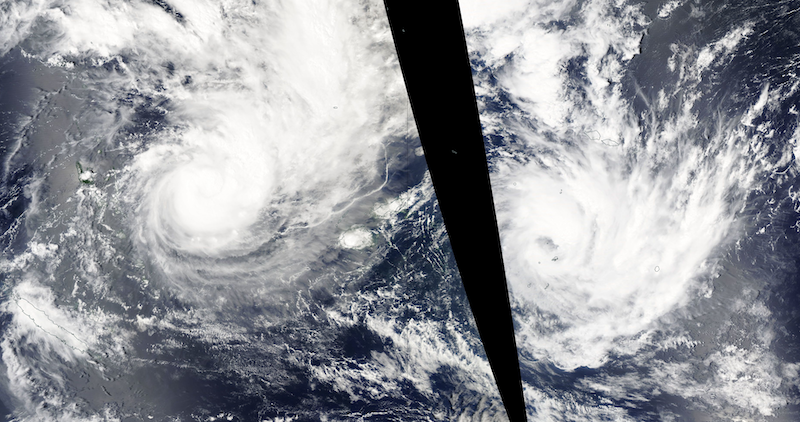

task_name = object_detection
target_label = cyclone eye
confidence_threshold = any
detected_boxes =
[144,128,277,254]
[169,163,243,236]
[535,236,558,252]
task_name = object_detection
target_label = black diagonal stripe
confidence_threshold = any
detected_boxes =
[382,1,527,420]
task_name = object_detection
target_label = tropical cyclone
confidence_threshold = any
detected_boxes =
[133,104,278,255]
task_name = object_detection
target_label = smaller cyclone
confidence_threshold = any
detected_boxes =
[495,132,752,369]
